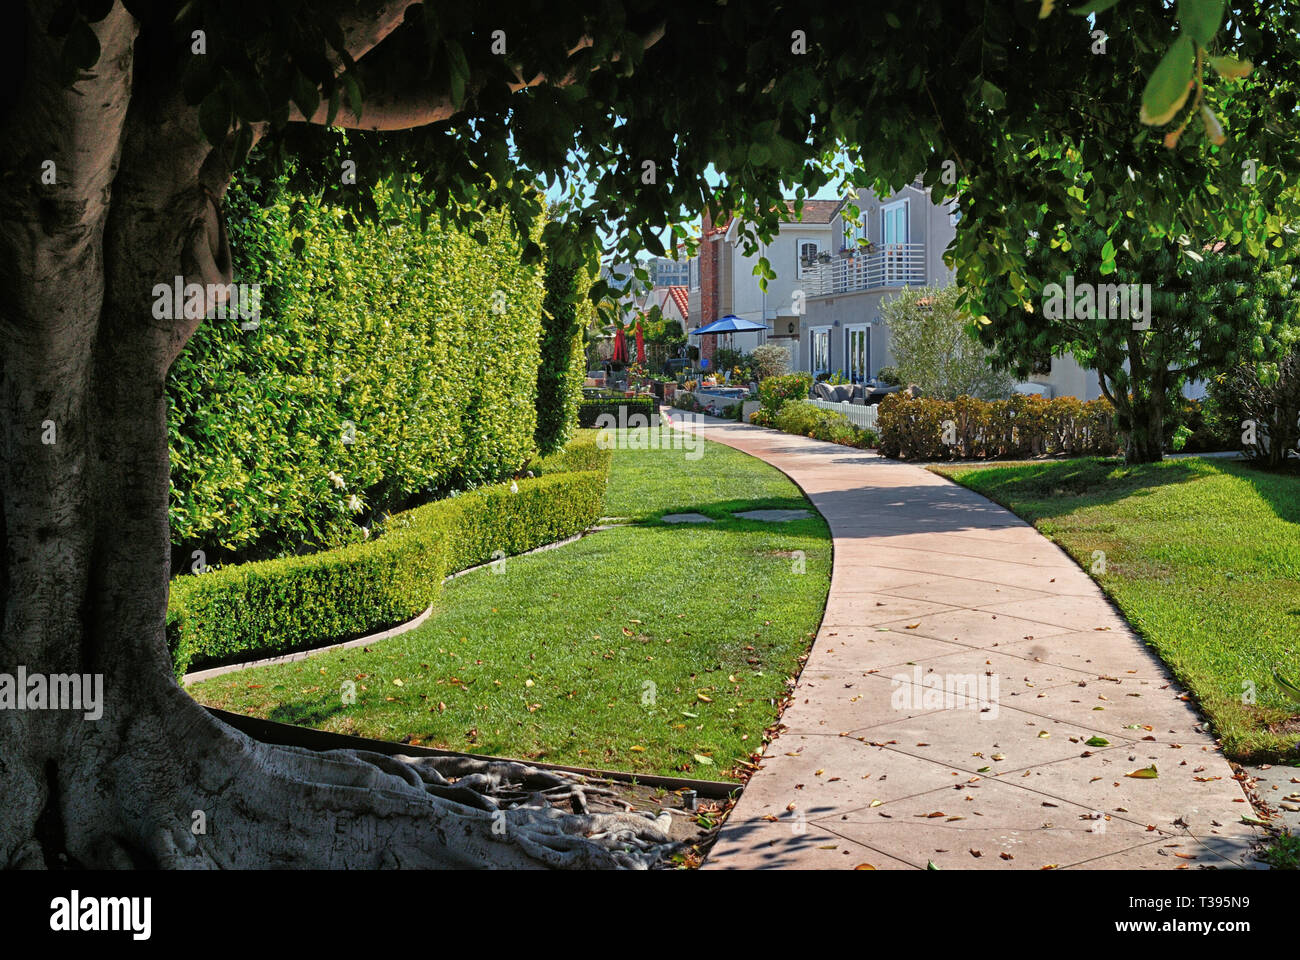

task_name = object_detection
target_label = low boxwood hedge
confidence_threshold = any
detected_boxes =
[167,439,610,678]
[577,397,656,428]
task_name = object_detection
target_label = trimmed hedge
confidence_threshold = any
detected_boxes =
[772,400,878,449]
[167,522,447,680]
[877,393,1119,460]
[167,439,609,678]
[167,171,546,564]
[535,254,593,456]
[578,397,657,428]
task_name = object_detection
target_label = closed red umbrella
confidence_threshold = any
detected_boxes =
[634,321,646,366]
[612,326,628,363]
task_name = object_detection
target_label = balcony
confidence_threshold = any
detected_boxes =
[798,243,926,298]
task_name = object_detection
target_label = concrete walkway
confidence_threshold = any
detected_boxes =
[668,414,1263,870]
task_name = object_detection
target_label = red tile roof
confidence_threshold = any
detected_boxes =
[666,285,689,320]
[782,199,841,223]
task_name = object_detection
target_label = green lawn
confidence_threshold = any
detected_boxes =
[187,429,831,780]
[932,457,1300,762]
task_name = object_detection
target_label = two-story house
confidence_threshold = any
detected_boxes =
[799,182,956,382]
[687,203,840,369]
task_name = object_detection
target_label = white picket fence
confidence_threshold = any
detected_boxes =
[806,398,878,430]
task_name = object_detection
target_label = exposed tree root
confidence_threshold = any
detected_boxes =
[20,692,682,870]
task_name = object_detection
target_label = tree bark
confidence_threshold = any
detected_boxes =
[1,3,673,869]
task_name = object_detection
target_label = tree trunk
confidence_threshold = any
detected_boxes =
[1123,402,1165,464]
[1,4,671,869]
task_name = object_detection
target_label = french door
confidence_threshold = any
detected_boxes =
[882,200,909,283]
[846,326,870,384]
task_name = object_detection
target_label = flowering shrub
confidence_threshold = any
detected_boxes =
[758,372,813,416]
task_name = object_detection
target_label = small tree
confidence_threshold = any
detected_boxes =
[882,285,1014,400]
[978,227,1300,464]
[1213,347,1300,469]
[752,343,790,380]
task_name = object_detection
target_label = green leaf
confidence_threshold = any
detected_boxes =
[292,71,321,123]
[1275,670,1300,706]
[1125,764,1158,779]
[981,80,1006,111]
[1139,36,1194,126]
[1208,54,1252,79]
[1084,736,1110,747]
[1178,0,1226,47]
[341,73,363,123]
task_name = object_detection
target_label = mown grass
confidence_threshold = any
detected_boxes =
[187,429,831,781]
[932,457,1300,762]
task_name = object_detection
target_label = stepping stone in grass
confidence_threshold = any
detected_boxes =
[660,512,715,524]
[733,508,813,523]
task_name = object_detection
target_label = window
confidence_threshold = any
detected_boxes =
[882,200,909,245]
[810,326,831,377]
[797,238,820,272]
[882,199,910,283]
[846,326,870,383]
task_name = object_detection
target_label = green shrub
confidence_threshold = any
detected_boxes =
[671,391,707,414]
[535,252,594,456]
[168,443,609,678]
[535,435,612,475]
[167,171,546,565]
[578,397,657,427]
[876,393,1118,460]
[167,522,447,679]
[751,343,790,380]
[384,468,607,575]
[774,401,877,449]
[875,365,900,386]
[758,372,813,416]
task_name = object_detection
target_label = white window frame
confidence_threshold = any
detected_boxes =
[881,199,909,245]
[796,237,820,275]
[809,325,831,377]
[845,324,870,384]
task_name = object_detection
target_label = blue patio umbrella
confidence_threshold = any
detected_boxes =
[690,315,768,336]
[690,315,767,371]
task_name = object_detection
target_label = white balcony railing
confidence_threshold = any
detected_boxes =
[799,243,927,297]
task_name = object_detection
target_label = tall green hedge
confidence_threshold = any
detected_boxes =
[534,253,592,455]
[167,172,546,563]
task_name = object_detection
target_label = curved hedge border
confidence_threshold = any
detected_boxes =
[168,440,611,678]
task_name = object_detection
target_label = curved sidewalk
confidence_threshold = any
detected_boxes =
[671,414,1262,871]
